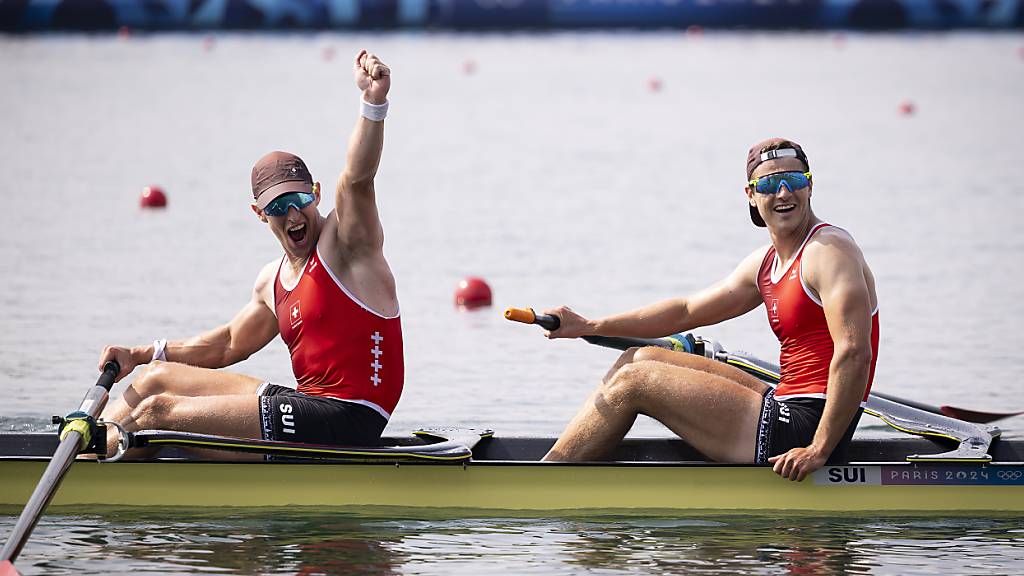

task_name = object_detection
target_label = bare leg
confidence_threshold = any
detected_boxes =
[115,393,263,460]
[631,346,771,395]
[100,362,264,456]
[544,347,767,463]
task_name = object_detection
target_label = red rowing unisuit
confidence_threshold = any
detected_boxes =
[273,247,404,419]
[757,223,879,402]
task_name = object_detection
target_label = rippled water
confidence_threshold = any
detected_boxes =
[2,509,1022,575]
[2,32,1024,574]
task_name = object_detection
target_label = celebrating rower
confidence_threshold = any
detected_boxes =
[542,138,880,481]
[95,50,402,457]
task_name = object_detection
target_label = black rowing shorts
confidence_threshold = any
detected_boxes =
[257,383,387,446]
[755,389,862,464]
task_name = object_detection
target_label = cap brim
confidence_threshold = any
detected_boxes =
[254,180,313,210]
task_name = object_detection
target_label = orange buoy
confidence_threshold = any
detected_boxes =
[140,186,167,209]
[455,277,492,309]
[898,100,916,116]
[647,77,663,93]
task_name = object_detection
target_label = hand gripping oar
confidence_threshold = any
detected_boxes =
[1,360,120,567]
[504,308,1019,425]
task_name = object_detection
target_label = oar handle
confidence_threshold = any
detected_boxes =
[504,308,561,331]
[98,360,120,392]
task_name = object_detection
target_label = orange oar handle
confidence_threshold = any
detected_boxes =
[504,308,560,331]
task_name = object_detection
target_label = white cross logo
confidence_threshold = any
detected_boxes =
[370,331,384,387]
[291,306,300,320]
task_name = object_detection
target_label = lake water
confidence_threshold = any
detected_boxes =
[1,32,1023,574]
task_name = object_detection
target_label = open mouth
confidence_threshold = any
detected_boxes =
[773,203,796,214]
[287,222,307,243]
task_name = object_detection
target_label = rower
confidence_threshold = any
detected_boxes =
[539,139,880,482]
[93,50,403,458]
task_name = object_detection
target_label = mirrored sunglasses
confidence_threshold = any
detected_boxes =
[263,192,315,217]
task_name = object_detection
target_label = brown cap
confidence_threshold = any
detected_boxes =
[251,151,313,210]
[745,138,810,227]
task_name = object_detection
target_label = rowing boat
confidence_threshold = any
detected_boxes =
[2,430,1022,513]
[4,336,1022,574]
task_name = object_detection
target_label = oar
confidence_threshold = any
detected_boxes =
[504,308,1020,424]
[0,361,120,567]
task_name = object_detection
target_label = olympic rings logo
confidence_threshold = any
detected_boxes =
[997,470,1023,480]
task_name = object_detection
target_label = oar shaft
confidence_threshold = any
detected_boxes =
[0,362,119,563]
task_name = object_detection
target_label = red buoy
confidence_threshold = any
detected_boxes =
[647,77,663,93]
[455,277,492,309]
[463,59,477,75]
[202,35,216,52]
[898,100,916,116]
[117,26,131,40]
[686,25,703,39]
[140,186,167,209]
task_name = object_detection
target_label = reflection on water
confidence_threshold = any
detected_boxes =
[3,509,1022,575]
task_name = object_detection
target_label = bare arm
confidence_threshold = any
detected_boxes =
[98,262,280,381]
[546,246,769,339]
[769,231,874,481]
[334,49,390,255]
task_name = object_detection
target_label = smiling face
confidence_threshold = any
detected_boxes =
[745,157,814,234]
[251,182,323,260]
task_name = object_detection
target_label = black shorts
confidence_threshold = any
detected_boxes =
[257,383,387,446]
[755,389,862,464]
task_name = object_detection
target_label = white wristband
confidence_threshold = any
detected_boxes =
[152,339,167,363]
[361,98,388,122]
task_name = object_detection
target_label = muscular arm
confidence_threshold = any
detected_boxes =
[334,50,389,255]
[164,279,280,369]
[549,247,769,339]
[769,231,874,480]
[99,262,280,380]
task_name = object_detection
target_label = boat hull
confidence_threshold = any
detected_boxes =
[2,459,1022,513]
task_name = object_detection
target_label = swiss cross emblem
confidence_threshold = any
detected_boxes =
[770,298,780,322]
[290,301,302,329]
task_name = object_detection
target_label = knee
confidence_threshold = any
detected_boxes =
[131,393,176,427]
[601,362,649,406]
[632,346,663,363]
[132,362,172,396]
[604,347,642,381]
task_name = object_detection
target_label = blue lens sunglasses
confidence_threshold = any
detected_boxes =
[263,192,315,217]
[749,171,812,195]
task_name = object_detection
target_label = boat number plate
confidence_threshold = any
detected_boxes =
[813,465,1024,486]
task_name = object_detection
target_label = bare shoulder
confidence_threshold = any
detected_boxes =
[253,259,280,306]
[805,226,865,264]
[736,243,773,275]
